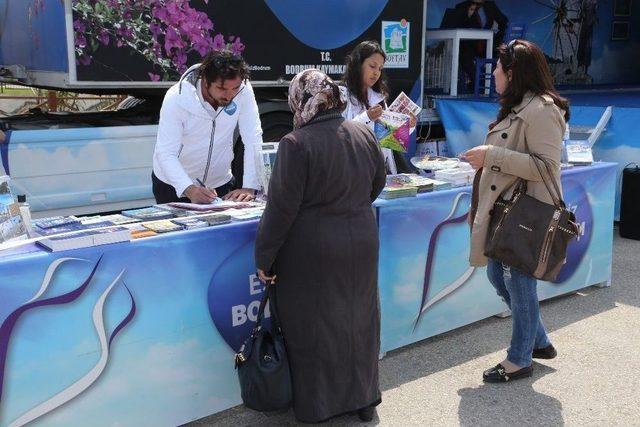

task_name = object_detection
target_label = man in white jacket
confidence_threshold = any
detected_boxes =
[152,50,263,203]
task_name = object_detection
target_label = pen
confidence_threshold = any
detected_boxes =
[196,178,206,187]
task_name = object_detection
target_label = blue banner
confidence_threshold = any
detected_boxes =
[376,163,616,352]
[436,98,634,219]
[0,222,261,426]
[0,164,616,424]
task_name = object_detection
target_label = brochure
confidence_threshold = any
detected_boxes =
[387,91,422,117]
[0,176,28,246]
[374,111,411,152]
[565,141,594,165]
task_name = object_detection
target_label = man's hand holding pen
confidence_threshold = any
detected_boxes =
[184,178,218,203]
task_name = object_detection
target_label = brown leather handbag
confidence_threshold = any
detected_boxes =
[484,154,580,281]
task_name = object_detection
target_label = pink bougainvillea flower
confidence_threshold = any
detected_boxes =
[76,34,87,49]
[77,55,92,66]
[73,19,86,33]
[71,0,245,78]
[98,30,110,46]
[212,33,226,50]
[231,37,245,55]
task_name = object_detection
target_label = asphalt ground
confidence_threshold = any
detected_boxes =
[191,232,640,426]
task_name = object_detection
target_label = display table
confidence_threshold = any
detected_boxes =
[0,163,616,425]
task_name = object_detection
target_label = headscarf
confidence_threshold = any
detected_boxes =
[288,69,346,129]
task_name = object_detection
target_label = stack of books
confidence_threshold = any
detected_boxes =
[226,208,265,222]
[154,204,193,217]
[34,216,81,229]
[387,174,435,193]
[126,224,157,239]
[199,214,232,226]
[80,214,141,225]
[121,207,175,221]
[434,163,476,187]
[171,217,209,230]
[36,227,130,252]
[379,185,419,199]
[36,220,116,236]
[142,220,183,234]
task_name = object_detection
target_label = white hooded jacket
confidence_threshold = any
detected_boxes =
[153,65,263,197]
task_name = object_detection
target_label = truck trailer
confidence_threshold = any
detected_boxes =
[0,0,426,217]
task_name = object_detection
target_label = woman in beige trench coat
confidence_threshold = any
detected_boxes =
[464,40,570,383]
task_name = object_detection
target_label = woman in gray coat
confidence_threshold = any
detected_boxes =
[464,40,570,383]
[255,69,386,422]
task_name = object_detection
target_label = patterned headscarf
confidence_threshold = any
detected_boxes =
[288,69,346,129]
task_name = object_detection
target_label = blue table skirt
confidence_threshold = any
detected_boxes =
[0,163,616,425]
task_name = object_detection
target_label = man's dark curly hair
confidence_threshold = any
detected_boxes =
[199,50,250,86]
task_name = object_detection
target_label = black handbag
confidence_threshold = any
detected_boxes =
[484,154,580,281]
[234,280,292,411]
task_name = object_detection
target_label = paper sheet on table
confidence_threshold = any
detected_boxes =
[169,200,259,211]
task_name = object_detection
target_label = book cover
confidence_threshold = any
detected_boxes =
[82,214,142,225]
[566,141,594,165]
[121,207,175,220]
[142,220,183,233]
[374,111,410,152]
[36,221,117,236]
[387,174,435,193]
[126,224,158,239]
[171,217,209,230]
[379,185,419,199]
[34,216,81,229]
[199,214,232,226]
[154,204,193,217]
[1,176,28,245]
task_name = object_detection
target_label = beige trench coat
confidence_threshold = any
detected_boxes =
[469,92,566,266]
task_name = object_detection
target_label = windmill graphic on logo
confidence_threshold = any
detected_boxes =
[531,0,598,84]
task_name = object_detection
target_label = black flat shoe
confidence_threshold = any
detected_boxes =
[357,406,375,422]
[532,344,557,359]
[483,363,533,383]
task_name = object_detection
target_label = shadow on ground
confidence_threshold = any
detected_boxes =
[189,234,639,426]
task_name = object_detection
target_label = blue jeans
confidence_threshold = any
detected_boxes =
[487,259,552,367]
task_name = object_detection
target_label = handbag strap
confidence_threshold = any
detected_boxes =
[530,154,564,208]
[521,127,565,209]
[252,280,283,334]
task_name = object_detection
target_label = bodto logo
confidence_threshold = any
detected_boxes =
[207,240,272,352]
[381,20,410,68]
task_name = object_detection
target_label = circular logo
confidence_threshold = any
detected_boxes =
[552,179,593,283]
[207,240,271,351]
[224,101,237,116]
